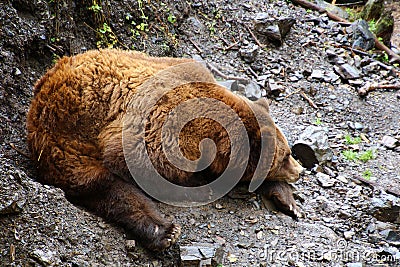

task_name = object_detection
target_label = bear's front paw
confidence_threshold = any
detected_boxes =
[259,181,302,220]
[270,190,301,220]
[148,223,181,251]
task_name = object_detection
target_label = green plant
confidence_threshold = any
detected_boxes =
[358,149,375,162]
[345,8,357,21]
[127,0,149,39]
[207,21,217,34]
[342,149,375,162]
[342,150,358,161]
[167,13,176,24]
[88,3,102,13]
[52,53,60,65]
[362,169,372,180]
[381,52,389,63]
[344,134,362,145]
[368,19,377,33]
[314,117,322,126]
[96,22,118,48]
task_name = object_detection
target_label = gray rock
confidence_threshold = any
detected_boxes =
[316,172,335,188]
[334,64,361,80]
[180,243,224,266]
[344,231,355,240]
[310,69,324,80]
[217,80,235,90]
[240,44,259,63]
[381,135,399,149]
[230,79,263,100]
[254,16,296,46]
[369,192,400,224]
[346,263,363,267]
[351,20,375,51]
[0,200,24,215]
[323,71,340,83]
[382,230,400,246]
[265,79,284,97]
[314,0,349,20]
[292,126,333,168]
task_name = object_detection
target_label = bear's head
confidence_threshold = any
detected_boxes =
[243,97,303,185]
[266,126,303,183]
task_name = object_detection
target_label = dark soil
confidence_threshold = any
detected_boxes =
[1,0,399,266]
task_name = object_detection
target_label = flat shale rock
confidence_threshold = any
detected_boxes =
[334,64,361,80]
[180,243,224,267]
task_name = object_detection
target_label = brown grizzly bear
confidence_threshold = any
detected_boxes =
[27,49,303,251]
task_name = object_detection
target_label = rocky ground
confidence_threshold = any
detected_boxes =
[1,0,400,266]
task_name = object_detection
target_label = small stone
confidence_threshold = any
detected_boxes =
[125,240,136,251]
[344,231,355,240]
[334,64,361,80]
[324,71,340,83]
[256,230,263,239]
[291,106,304,115]
[381,135,399,149]
[383,230,400,246]
[351,19,375,51]
[369,193,400,223]
[310,69,324,80]
[336,175,349,183]
[180,243,224,266]
[14,68,22,76]
[316,172,335,188]
[354,122,364,130]
[215,203,224,210]
[240,44,259,63]
[254,16,296,46]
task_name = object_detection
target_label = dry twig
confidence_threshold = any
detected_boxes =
[10,143,30,159]
[245,25,264,48]
[300,90,319,109]
[189,38,203,54]
[358,83,400,97]
[206,63,247,81]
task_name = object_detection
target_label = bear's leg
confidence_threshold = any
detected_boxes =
[258,181,301,219]
[66,173,181,251]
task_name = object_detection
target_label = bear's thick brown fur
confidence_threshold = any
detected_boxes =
[27,49,303,251]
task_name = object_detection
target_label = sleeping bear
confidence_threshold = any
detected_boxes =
[27,49,303,251]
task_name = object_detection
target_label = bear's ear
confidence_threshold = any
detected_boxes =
[253,98,270,113]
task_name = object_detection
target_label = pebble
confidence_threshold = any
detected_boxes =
[125,240,136,251]
[343,231,355,240]
[239,44,259,63]
[310,69,324,80]
[215,203,224,210]
[316,172,335,188]
[334,64,361,80]
[381,135,399,149]
[336,175,349,183]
